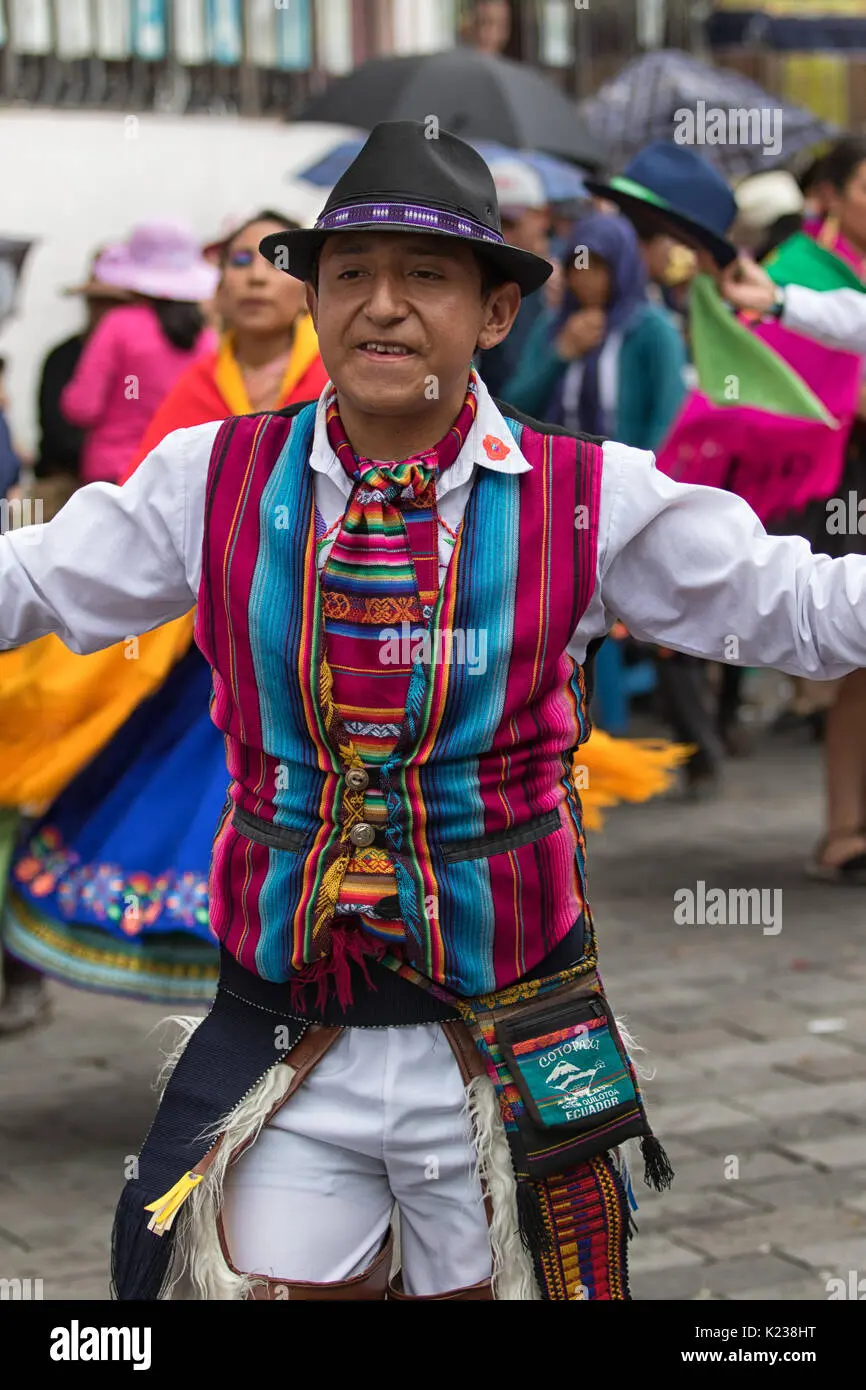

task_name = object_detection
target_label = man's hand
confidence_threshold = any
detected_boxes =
[555,307,606,360]
[719,256,778,315]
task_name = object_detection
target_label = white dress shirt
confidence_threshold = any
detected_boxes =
[783,283,866,357]
[3,373,866,680]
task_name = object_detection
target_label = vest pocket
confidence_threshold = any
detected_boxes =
[231,806,308,854]
[441,808,562,865]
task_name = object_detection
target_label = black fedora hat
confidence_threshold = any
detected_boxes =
[586,142,738,267]
[259,121,552,296]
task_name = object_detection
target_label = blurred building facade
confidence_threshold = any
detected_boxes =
[0,2,862,124]
[0,2,715,113]
[707,1,866,132]
[0,0,460,116]
[0,1,461,115]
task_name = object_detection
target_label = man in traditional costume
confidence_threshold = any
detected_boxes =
[4,124,866,1301]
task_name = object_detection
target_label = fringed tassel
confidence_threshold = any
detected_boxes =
[310,851,349,947]
[641,1133,675,1192]
[111,1183,177,1301]
[289,924,387,1014]
[515,1177,553,1255]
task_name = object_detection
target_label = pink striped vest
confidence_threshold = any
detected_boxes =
[194,400,604,997]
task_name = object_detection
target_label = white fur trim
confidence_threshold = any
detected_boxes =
[151,1015,299,1300]
[615,1014,655,1083]
[152,1015,203,1093]
[464,1074,541,1300]
[152,1013,645,1300]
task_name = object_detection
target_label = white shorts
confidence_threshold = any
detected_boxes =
[221,1023,493,1296]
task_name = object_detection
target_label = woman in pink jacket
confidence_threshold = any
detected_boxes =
[60,223,218,484]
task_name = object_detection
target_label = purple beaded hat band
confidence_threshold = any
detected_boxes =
[258,120,552,297]
[315,201,506,247]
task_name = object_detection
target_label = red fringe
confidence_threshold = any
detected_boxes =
[289,924,387,1014]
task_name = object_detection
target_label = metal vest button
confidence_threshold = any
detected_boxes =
[346,769,370,792]
[349,822,376,848]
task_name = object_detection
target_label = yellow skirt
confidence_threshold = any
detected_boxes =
[0,615,685,828]
[0,614,195,810]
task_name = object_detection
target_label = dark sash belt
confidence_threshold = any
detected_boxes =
[111,952,312,1301]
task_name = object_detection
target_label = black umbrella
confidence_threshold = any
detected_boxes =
[581,50,832,181]
[297,50,604,171]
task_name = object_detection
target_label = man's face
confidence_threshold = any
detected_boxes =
[501,208,550,260]
[306,232,520,418]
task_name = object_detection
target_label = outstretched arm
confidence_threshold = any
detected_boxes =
[782,284,866,357]
[0,423,218,654]
[720,255,866,355]
[597,442,866,680]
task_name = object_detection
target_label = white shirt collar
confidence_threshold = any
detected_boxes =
[308,370,532,501]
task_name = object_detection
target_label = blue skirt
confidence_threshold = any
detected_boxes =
[2,646,222,1003]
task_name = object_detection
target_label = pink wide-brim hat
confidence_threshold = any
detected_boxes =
[93,222,219,303]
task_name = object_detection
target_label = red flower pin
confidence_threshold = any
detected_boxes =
[483,434,510,461]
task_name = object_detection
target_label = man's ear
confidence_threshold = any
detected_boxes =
[476,281,522,352]
[305,281,319,328]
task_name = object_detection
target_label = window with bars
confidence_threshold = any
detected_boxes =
[0,0,343,111]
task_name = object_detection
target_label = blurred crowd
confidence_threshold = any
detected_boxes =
[4,135,865,791]
[3,127,866,1031]
[1,208,330,507]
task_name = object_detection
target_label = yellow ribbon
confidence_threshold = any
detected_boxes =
[143,1171,204,1236]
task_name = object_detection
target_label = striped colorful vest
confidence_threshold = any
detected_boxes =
[194,400,603,997]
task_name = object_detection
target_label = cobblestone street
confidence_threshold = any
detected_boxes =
[1,737,865,1301]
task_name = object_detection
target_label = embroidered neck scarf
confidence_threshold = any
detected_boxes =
[299,379,478,984]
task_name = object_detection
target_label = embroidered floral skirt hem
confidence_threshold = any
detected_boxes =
[0,647,220,1005]
[2,896,217,1003]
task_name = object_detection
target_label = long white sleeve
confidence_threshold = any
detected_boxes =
[782,284,866,356]
[0,422,219,654]
[6,401,866,681]
[582,441,866,680]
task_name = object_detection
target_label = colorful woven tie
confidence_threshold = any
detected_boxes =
[316,382,478,953]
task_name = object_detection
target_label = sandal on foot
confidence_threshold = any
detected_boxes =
[806,833,866,883]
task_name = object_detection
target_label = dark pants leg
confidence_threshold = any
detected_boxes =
[717,664,744,740]
[654,654,726,780]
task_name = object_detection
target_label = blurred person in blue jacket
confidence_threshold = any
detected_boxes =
[502,211,687,451]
